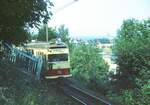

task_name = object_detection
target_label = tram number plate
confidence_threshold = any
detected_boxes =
[53,49,64,52]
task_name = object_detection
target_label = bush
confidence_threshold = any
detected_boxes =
[70,42,109,89]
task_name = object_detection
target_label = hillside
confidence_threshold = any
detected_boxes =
[0,61,79,105]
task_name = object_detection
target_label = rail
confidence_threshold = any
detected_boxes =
[58,79,113,105]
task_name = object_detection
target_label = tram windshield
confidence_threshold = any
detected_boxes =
[48,54,68,62]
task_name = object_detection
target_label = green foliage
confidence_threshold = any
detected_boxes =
[142,80,150,95]
[70,42,109,87]
[107,88,150,105]
[0,0,53,44]
[0,62,79,105]
[36,24,70,44]
[37,25,57,41]
[0,27,31,45]
[110,18,150,105]
[57,24,70,44]
[120,89,150,105]
[22,90,38,105]
[113,18,150,89]
[121,90,135,105]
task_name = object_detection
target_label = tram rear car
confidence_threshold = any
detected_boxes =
[26,42,72,79]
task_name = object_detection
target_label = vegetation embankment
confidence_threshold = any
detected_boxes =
[0,61,80,105]
[70,42,110,94]
[109,18,150,105]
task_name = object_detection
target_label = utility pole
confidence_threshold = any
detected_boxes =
[45,0,79,42]
[45,24,48,42]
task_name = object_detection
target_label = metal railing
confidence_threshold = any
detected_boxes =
[3,42,43,80]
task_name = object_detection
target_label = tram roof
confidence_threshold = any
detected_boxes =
[26,42,67,49]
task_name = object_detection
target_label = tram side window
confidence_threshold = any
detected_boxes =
[48,54,68,62]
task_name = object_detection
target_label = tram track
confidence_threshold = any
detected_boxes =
[58,79,113,105]
[1,60,116,105]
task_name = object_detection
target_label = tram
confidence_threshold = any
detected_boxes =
[25,41,71,79]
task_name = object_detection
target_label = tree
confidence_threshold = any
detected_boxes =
[57,24,70,44]
[70,42,109,89]
[0,0,53,44]
[1,27,31,45]
[106,18,150,105]
[36,24,71,42]
[113,18,150,89]
[37,25,57,41]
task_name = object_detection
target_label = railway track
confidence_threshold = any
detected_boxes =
[58,79,113,105]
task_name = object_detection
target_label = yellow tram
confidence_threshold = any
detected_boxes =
[25,41,71,79]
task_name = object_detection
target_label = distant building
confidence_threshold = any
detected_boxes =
[96,42,113,49]
[102,53,118,74]
[97,42,117,74]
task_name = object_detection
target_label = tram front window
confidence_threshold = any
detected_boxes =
[48,54,68,62]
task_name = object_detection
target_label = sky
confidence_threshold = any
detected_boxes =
[48,0,150,39]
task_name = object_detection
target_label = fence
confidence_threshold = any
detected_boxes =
[3,42,43,80]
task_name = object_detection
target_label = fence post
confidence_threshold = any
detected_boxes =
[36,57,43,80]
